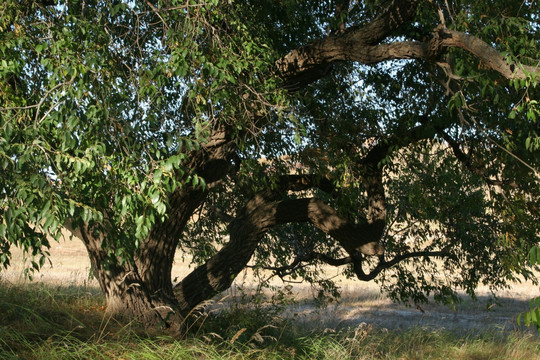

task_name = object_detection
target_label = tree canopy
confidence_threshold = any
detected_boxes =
[1,0,539,331]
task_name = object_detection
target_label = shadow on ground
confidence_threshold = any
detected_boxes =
[214,285,539,335]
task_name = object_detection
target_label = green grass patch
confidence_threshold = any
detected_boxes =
[0,281,538,359]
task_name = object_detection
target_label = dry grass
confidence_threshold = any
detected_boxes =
[2,236,539,336]
[0,280,538,360]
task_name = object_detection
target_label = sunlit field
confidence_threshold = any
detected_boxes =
[1,236,539,359]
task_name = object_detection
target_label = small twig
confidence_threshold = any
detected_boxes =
[247,251,354,276]
[33,75,76,127]
[0,103,40,111]
[354,250,451,281]
[439,130,519,188]
[436,6,446,28]
[36,100,63,127]
[143,0,169,29]
[444,0,456,24]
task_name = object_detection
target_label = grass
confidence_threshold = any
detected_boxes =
[0,281,538,360]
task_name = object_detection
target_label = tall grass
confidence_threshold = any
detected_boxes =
[0,281,538,359]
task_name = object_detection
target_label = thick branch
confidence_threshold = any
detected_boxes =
[252,248,452,283]
[276,0,419,89]
[174,195,384,313]
[276,13,538,90]
[250,252,355,276]
[439,30,538,80]
[339,30,539,81]
[353,250,451,281]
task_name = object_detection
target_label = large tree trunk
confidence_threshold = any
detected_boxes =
[67,126,236,331]
[71,223,184,333]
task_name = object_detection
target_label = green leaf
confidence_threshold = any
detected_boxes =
[39,200,52,220]
[110,3,127,17]
[136,215,144,228]
[156,202,166,215]
[39,255,46,267]
[35,44,45,54]
[150,192,160,205]
[530,246,538,265]
[531,308,538,323]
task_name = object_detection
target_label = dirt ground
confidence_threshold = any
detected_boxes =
[2,235,539,334]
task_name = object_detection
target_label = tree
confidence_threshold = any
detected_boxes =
[1,0,539,332]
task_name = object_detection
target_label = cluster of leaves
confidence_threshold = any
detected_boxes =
[1,0,538,311]
[0,0,286,270]
[182,0,540,305]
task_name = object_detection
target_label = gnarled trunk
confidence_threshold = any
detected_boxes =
[66,126,236,331]
[73,223,184,333]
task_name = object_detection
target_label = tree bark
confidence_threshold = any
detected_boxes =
[275,0,538,90]
[69,222,184,332]
[175,193,385,313]
[66,126,236,331]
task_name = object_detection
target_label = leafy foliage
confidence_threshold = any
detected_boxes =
[1,0,285,269]
[1,0,539,315]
